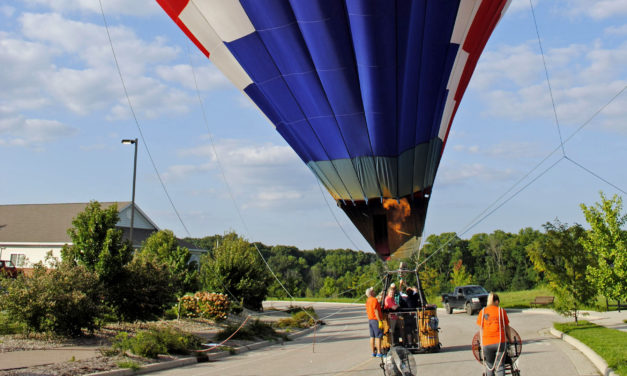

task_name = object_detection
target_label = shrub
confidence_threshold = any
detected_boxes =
[112,327,202,358]
[275,307,317,328]
[0,261,103,336]
[0,310,25,335]
[179,292,230,320]
[109,257,178,321]
[117,360,141,370]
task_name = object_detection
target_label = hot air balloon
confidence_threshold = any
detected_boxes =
[156,0,511,260]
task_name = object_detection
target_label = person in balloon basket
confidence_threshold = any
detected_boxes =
[384,285,400,345]
[476,293,512,376]
[365,287,384,357]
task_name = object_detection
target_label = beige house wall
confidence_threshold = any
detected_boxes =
[0,243,63,267]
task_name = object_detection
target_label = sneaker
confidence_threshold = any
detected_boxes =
[376,353,383,358]
[372,353,377,357]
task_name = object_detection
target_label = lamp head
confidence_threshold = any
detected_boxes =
[121,139,137,145]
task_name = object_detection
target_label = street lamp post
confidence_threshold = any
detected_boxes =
[121,138,138,246]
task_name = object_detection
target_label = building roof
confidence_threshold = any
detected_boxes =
[0,202,132,243]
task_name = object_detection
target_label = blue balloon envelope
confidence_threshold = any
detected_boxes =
[157,0,511,260]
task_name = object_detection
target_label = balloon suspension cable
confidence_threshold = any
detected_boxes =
[98,0,190,237]
[529,0,566,157]
[417,83,627,270]
[417,157,563,269]
[314,178,363,251]
[183,42,316,326]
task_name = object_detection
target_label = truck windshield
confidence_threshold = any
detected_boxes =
[465,286,487,295]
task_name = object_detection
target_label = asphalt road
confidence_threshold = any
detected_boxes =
[150,302,600,376]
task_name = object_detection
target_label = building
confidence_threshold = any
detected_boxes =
[0,202,206,267]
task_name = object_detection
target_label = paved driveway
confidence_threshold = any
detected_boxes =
[150,302,600,376]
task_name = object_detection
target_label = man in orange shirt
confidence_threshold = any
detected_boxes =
[365,287,383,357]
[476,293,512,376]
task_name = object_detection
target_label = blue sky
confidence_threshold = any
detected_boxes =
[1,0,626,253]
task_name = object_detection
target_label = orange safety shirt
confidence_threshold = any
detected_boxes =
[476,305,509,346]
[366,296,382,320]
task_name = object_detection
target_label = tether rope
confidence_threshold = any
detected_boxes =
[529,0,566,156]
[195,315,252,353]
[98,0,191,237]
[417,156,564,269]
[565,157,627,196]
[184,44,317,325]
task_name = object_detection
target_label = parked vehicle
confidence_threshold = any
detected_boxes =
[0,260,19,278]
[441,285,488,315]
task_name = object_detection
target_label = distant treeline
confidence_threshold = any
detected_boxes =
[184,227,545,300]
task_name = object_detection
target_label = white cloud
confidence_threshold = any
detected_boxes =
[0,115,77,146]
[24,0,159,17]
[182,140,298,166]
[438,163,516,186]
[604,24,627,35]
[0,5,15,17]
[0,12,196,124]
[567,0,627,20]
[155,64,230,91]
[46,68,122,114]
[505,0,538,14]
[0,35,55,105]
[245,189,305,209]
[471,39,627,130]
[165,139,313,208]
[20,12,179,75]
[162,163,214,182]
[107,75,193,119]
[453,142,544,159]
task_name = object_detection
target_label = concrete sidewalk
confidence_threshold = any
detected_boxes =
[0,347,101,371]
[578,310,627,332]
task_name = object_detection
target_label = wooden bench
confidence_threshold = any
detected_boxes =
[530,296,554,308]
[606,299,626,312]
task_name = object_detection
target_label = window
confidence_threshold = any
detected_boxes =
[10,254,25,267]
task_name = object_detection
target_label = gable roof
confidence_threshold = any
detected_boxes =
[0,202,133,243]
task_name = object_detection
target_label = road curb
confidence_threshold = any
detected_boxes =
[85,325,318,376]
[549,327,617,376]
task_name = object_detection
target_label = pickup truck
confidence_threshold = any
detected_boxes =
[441,285,488,315]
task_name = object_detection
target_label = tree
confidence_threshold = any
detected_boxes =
[580,192,627,303]
[139,230,198,294]
[60,201,134,319]
[318,277,339,298]
[198,233,271,310]
[527,221,597,323]
[419,266,442,298]
[450,260,473,287]
[420,233,466,293]
[61,201,132,282]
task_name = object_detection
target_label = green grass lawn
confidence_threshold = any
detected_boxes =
[554,321,627,375]
[497,287,555,309]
